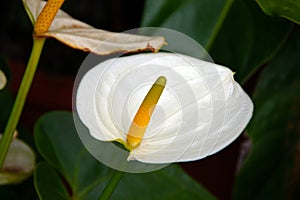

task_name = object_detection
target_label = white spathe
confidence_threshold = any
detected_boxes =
[76,52,253,164]
[22,0,165,55]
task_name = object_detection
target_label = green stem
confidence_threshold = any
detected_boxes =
[0,38,46,168]
[205,0,234,51]
[99,170,124,200]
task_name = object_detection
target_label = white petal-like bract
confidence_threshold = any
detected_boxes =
[23,0,165,55]
[76,53,253,164]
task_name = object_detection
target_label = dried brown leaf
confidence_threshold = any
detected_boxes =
[23,0,165,55]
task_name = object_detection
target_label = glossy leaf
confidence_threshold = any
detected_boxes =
[34,111,112,200]
[233,28,300,200]
[256,0,300,25]
[141,0,234,50]
[34,162,70,200]
[208,0,292,83]
[113,165,215,200]
[34,111,216,200]
[141,0,292,83]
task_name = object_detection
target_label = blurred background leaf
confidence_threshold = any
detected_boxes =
[141,0,233,49]
[34,112,112,200]
[34,111,216,200]
[141,0,292,83]
[209,0,292,83]
[256,0,300,25]
[141,0,234,50]
[34,162,70,200]
[233,27,300,200]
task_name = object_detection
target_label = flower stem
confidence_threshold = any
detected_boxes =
[99,170,124,200]
[0,38,46,168]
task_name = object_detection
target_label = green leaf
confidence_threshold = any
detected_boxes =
[256,0,300,25]
[34,162,69,200]
[141,0,234,50]
[113,165,217,200]
[141,0,292,83]
[233,28,300,200]
[34,111,112,200]
[209,0,292,83]
[34,111,216,200]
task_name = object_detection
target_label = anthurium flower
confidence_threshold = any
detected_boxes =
[0,70,6,90]
[0,134,35,185]
[22,0,165,55]
[76,53,253,164]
